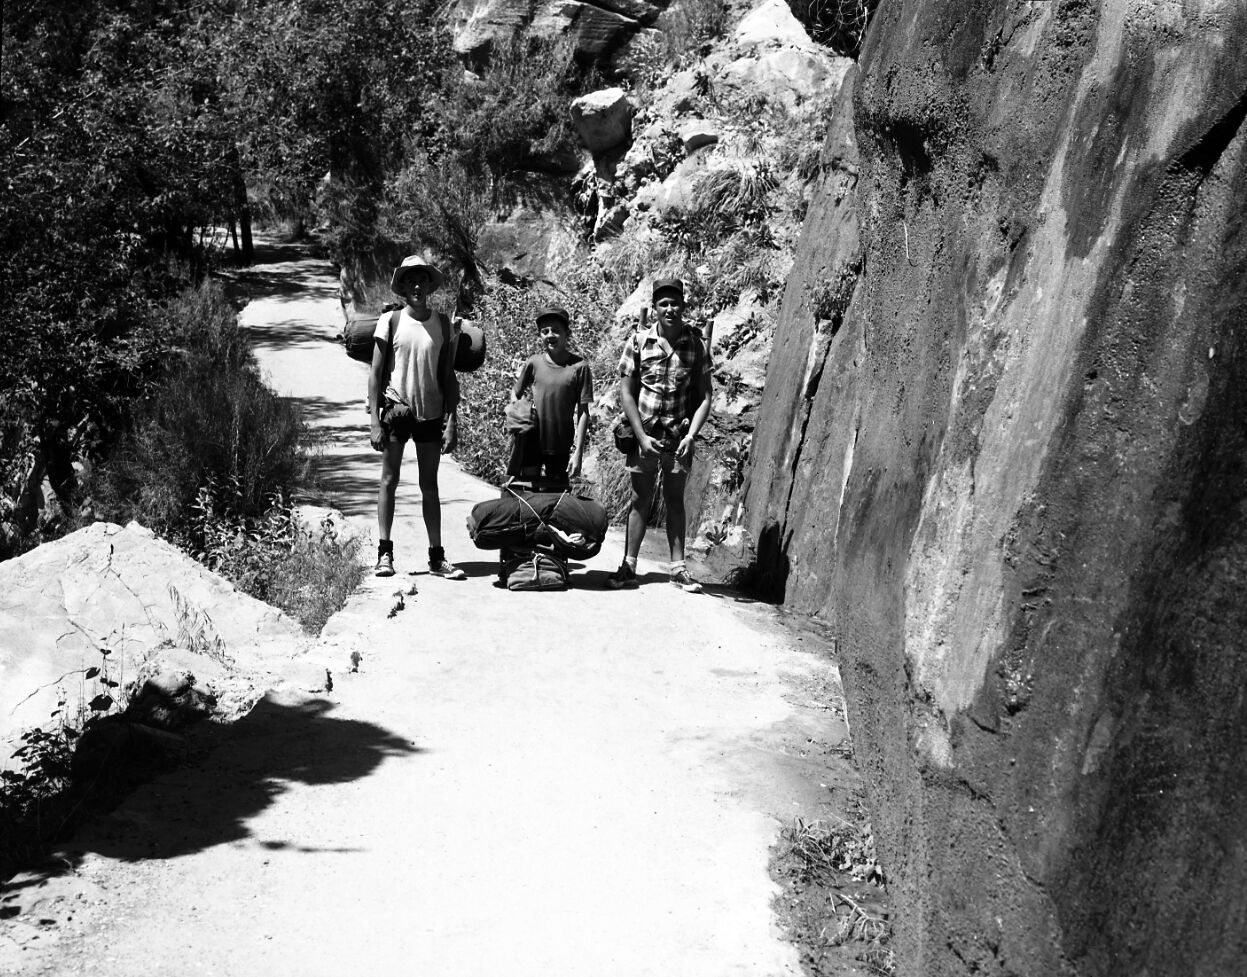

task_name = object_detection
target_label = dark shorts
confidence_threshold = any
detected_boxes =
[381,401,442,444]
[518,431,569,481]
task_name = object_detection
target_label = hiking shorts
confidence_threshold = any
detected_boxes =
[626,445,693,477]
[381,400,442,444]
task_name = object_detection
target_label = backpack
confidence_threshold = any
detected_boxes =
[505,549,569,591]
[343,303,401,363]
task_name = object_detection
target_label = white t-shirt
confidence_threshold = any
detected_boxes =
[375,308,446,421]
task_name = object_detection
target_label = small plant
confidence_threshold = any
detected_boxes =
[1,647,128,877]
[170,585,233,664]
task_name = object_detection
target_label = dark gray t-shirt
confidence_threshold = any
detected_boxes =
[516,352,594,455]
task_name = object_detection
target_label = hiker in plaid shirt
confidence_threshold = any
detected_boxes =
[607,278,713,593]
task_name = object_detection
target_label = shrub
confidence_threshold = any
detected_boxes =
[784,0,881,58]
[657,0,731,65]
[187,489,364,634]
[89,281,310,535]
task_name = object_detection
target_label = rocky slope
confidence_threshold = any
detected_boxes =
[745,1,1247,974]
[451,1,851,567]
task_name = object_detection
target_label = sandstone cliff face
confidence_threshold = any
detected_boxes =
[746,1,1247,973]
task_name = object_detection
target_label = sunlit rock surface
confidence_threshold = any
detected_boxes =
[745,1,1247,973]
[0,522,306,760]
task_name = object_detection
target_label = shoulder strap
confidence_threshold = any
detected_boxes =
[435,311,452,390]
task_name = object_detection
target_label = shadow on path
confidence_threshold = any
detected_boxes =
[246,319,342,351]
[73,697,421,865]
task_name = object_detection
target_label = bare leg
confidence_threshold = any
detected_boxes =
[414,439,442,548]
[662,470,688,564]
[625,470,656,561]
[377,440,405,540]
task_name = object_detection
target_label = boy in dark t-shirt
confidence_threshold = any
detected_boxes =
[510,306,594,485]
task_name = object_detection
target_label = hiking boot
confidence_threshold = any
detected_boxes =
[669,568,703,593]
[429,558,466,580]
[606,561,638,590]
[374,552,395,577]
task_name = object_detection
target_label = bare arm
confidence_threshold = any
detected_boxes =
[568,402,590,476]
[676,370,713,462]
[368,331,389,450]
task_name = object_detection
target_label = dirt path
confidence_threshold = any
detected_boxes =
[2,241,856,976]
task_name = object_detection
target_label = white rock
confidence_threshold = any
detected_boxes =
[0,522,306,761]
[292,505,366,549]
[570,88,636,154]
[632,154,714,213]
[720,49,851,110]
[733,0,819,53]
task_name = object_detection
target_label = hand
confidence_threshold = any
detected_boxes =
[370,419,385,452]
[638,433,660,458]
[675,435,695,463]
[442,416,458,454]
[567,452,583,478]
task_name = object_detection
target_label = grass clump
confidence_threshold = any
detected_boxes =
[772,808,894,976]
[184,487,364,634]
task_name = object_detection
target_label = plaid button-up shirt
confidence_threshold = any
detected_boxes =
[618,322,712,447]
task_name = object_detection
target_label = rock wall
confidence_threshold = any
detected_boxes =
[746,1,1247,973]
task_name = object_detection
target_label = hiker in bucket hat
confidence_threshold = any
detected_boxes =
[606,277,712,593]
[368,253,466,579]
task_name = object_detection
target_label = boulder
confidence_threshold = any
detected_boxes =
[533,1,640,60]
[686,526,756,586]
[0,522,305,760]
[720,49,851,110]
[447,0,533,61]
[292,505,365,549]
[632,154,713,214]
[448,0,659,65]
[679,120,720,153]
[477,207,581,281]
[732,0,818,53]
[593,201,630,240]
[570,88,636,154]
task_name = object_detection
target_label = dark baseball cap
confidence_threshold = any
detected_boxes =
[651,277,684,300]
[535,306,570,328]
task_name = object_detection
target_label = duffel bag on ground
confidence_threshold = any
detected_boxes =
[547,493,608,560]
[467,491,564,550]
[506,550,569,591]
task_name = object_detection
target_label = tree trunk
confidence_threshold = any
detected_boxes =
[228,143,254,264]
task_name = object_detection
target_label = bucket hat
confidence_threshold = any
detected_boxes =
[391,254,445,294]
